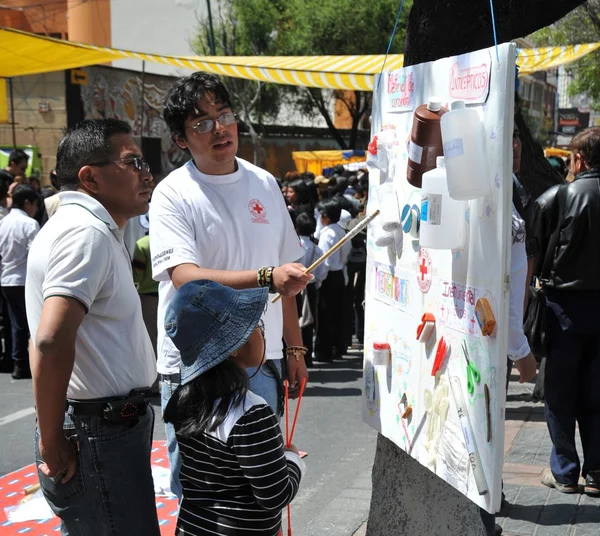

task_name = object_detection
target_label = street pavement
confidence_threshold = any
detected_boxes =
[3,353,598,536]
[0,349,377,536]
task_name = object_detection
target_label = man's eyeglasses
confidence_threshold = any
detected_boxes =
[88,157,151,173]
[192,112,237,134]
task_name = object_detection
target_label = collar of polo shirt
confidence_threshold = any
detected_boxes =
[58,191,119,230]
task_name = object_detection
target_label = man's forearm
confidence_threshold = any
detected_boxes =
[31,346,75,443]
[282,296,303,347]
[169,263,258,290]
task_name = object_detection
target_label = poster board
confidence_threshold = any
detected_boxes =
[362,43,516,513]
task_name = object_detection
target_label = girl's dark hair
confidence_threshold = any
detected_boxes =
[163,359,248,437]
[163,72,233,142]
[304,178,319,206]
[287,179,311,206]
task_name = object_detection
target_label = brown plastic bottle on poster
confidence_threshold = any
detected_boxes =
[407,97,448,188]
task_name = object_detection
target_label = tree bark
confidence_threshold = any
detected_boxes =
[403,0,583,205]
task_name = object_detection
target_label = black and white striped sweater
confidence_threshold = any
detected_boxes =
[175,391,305,535]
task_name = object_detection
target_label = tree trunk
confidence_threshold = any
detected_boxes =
[403,0,584,203]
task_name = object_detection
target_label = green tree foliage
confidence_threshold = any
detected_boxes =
[531,1,600,108]
[195,0,412,151]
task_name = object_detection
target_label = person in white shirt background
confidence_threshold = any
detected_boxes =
[0,184,39,379]
[294,212,328,367]
[149,72,311,499]
[315,197,352,362]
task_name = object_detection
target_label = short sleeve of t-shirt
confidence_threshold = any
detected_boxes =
[149,185,200,281]
[43,226,112,311]
[270,176,303,264]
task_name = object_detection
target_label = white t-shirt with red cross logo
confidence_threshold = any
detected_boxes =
[150,158,303,375]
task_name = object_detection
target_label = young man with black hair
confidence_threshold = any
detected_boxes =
[4,149,29,179]
[314,197,351,362]
[25,119,159,535]
[0,184,39,378]
[150,72,311,499]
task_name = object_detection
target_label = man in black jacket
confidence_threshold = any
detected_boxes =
[530,127,600,496]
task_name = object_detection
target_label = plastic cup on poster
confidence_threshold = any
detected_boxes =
[377,182,401,232]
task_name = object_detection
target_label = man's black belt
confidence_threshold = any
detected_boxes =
[66,388,151,421]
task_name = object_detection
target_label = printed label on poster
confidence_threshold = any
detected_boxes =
[448,50,492,104]
[408,140,423,164]
[374,263,410,311]
[416,248,433,293]
[386,69,416,112]
[438,280,488,336]
[443,138,465,159]
[421,194,442,226]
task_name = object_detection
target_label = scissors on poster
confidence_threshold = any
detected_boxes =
[462,340,480,396]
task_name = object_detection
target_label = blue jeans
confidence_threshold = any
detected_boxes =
[35,405,160,536]
[545,290,600,484]
[161,373,182,500]
[161,360,282,502]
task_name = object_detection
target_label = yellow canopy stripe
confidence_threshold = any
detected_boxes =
[0,28,598,91]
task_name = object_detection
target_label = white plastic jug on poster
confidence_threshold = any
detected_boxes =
[420,157,466,250]
[440,100,491,200]
[377,182,402,232]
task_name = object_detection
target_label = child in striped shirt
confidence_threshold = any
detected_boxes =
[163,280,305,536]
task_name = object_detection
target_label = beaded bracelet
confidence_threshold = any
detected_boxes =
[265,266,275,293]
[257,266,276,293]
[257,266,268,288]
[286,346,308,362]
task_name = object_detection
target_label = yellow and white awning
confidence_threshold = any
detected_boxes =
[0,27,598,90]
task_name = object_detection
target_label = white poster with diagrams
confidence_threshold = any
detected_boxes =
[362,43,516,513]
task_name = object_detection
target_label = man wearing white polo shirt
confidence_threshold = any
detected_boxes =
[25,119,160,536]
[150,73,311,499]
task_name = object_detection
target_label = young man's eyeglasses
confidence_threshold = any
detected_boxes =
[88,157,151,173]
[192,112,237,134]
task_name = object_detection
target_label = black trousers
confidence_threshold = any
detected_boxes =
[1,286,29,369]
[315,270,346,360]
[0,285,13,368]
[346,261,366,345]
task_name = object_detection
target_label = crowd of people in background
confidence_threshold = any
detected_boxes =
[278,166,369,364]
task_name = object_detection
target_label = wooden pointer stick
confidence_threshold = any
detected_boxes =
[271,210,381,304]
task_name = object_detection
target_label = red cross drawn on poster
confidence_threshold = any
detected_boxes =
[416,248,432,293]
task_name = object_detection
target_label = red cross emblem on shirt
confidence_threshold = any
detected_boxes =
[248,198,269,224]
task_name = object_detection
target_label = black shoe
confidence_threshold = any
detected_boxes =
[585,472,600,496]
[11,367,32,380]
[494,523,502,536]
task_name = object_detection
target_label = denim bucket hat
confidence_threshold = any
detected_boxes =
[165,280,269,386]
